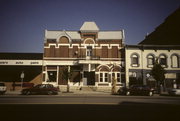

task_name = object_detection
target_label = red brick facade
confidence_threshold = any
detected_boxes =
[43,22,125,87]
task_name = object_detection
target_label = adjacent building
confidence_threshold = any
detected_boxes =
[43,22,125,90]
[125,45,180,88]
[0,53,43,90]
[125,8,180,89]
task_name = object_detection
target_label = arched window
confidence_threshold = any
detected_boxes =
[147,54,155,67]
[131,53,139,67]
[171,54,179,68]
[159,54,167,67]
[99,65,110,83]
[58,36,69,43]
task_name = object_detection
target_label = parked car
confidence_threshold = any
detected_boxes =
[168,88,180,96]
[21,84,59,95]
[0,82,7,95]
[118,85,154,96]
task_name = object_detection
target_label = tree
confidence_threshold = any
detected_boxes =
[61,66,72,92]
[150,60,166,93]
[111,76,117,95]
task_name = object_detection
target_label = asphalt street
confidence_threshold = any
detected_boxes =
[0,95,180,105]
[0,95,180,121]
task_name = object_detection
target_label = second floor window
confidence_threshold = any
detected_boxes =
[171,55,179,68]
[159,55,167,67]
[86,46,92,57]
[131,54,139,67]
[147,55,155,67]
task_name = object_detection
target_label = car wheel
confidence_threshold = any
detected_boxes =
[26,91,31,95]
[47,91,53,95]
[22,90,30,95]
[149,91,153,96]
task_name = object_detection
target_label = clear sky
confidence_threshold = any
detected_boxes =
[0,0,179,53]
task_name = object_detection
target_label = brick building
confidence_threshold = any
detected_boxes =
[43,22,125,90]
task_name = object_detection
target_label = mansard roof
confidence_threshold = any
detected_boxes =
[45,30,123,40]
[45,21,124,41]
[80,21,99,32]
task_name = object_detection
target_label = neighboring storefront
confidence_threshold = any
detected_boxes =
[0,53,43,90]
[125,8,180,89]
[125,45,180,88]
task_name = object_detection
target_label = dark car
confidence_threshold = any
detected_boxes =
[0,82,7,95]
[118,85,154,96]
[21,84,59,95]
[168,88,180,96]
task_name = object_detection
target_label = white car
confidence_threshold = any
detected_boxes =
[168,88,180,96]
[0,83,7,95]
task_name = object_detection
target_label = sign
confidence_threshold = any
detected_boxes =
[20,72,25,79]
[0,60,42,66]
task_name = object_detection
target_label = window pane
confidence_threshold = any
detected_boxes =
[47,71,57,82]
[172,55,178,68]
[148,58,154,65]
[132,57,138,64]
[160,58,166,65]
[105,73,108,82]
[117,73,120,82]
[100,73,103,82]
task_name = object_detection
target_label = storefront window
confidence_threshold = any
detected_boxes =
[47,71,57,82]
[99,72,109,83]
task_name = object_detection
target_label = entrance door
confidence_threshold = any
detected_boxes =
[84,71,95,85]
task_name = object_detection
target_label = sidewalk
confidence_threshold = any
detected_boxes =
[4,90,112,96]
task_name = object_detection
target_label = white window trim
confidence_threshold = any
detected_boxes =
[99,72,109,83]
[111,72,121,83]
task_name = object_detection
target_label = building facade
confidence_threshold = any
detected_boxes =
[125,8,180,89]
[43,22,125,90]
[125,45,180,88]
[0,53,43,90]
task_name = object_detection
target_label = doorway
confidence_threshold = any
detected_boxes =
[84,71,95,85]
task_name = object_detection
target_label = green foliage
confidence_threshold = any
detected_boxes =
[150,60,166,85]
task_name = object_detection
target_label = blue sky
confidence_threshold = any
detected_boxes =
[0,0,179,53]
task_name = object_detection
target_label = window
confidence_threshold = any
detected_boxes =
[131,53,139,67]
[86,46,92,58]
[99,73,109,83]
[159,54,167,67]
[112,73,121,83]
[100,73,103,82]
[102,46,108,58]
[129,72,137,77]
[47,71,57,82]
[147,55,155,67]
[112,46,118,58]
[105,73,108,82]
[117,73,120,82]
[171,54,179,68]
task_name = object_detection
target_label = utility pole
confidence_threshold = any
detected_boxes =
[20,71,25,89]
